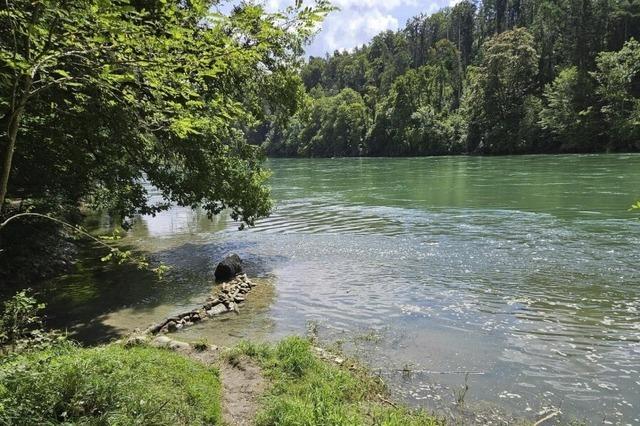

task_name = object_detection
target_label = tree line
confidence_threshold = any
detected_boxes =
[261,0,640,157]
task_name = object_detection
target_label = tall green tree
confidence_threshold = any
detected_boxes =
[465,28,540,154]
[593,38,640,150]
[539,66,604,151]
[266,0,640,158]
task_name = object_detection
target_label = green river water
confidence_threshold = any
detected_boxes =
[38,155,640,424]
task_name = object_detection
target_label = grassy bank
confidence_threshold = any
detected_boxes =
[226,337,442,426]
[0,343,221,425]
[0,336,441,425]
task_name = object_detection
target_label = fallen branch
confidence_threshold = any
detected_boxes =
[377,393,398,408]
[0,212,114,250]
[533,410,561,426]
[0,212,167,276]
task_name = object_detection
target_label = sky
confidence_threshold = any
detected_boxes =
[263,0,457,57]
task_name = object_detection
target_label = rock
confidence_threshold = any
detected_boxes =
[234,295,245,303]
[166,321,178,332]
[214,254,243,281]
[207,303,228,316]
[168,340,190,351]
[153,335,172,346]
[124,335,148,347]
[203,301,217,310]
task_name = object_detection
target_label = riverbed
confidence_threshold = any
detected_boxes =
[40,155,640,424]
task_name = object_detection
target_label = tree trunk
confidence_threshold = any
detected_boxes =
[0,83,30,215]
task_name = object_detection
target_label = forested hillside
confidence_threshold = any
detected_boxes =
[261,0,640,157]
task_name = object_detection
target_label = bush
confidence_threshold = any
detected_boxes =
[0,289,45,352]
[0,344,221,425]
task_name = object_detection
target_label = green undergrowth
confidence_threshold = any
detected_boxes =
[225,336,443,426]
[0,342,221,425]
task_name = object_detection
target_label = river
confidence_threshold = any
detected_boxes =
[39,155,640,424]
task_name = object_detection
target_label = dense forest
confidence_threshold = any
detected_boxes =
[260,0,640,157]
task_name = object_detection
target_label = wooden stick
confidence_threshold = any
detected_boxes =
[533,410,560,426]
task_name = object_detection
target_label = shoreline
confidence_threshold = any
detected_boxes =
[117,271,560,426]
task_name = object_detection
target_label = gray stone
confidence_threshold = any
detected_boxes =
[153,335,172,346]
[125,335,148,347]
[207,303,228,316]
[168,340,190,351]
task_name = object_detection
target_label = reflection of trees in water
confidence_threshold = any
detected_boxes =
[84,207,230,242]
[130,207,230,240]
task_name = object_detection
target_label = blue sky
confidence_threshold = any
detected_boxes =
[264,0,456,57]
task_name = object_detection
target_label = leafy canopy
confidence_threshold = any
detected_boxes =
[0,0,331,225]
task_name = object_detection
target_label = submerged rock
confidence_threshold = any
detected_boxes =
[215,254,243,281]
[207,303,228,317]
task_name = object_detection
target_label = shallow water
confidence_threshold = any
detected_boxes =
[39,155,640,423]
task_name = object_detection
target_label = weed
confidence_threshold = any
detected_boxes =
[401,363,413,379]
[306,320,319,343]
[193,338,209,352]
[353,330,382,344]
[0,289,45,352]
[455,372,470,406]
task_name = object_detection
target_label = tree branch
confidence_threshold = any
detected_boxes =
[0,212,115,252]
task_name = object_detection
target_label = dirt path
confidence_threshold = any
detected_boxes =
[220,357,266,426]
[146,336,266,426]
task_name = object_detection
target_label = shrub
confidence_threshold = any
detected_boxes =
[0,289,45,352]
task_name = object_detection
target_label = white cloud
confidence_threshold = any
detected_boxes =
[318,8,398,53]
[257,0,452,56]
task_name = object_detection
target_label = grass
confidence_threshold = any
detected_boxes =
[0,342,221,425]
[193,338,210,352]
[225,336,443,426]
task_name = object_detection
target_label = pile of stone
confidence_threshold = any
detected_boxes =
[143,255,256,336]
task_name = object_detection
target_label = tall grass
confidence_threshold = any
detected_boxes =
[0,343,221,425]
